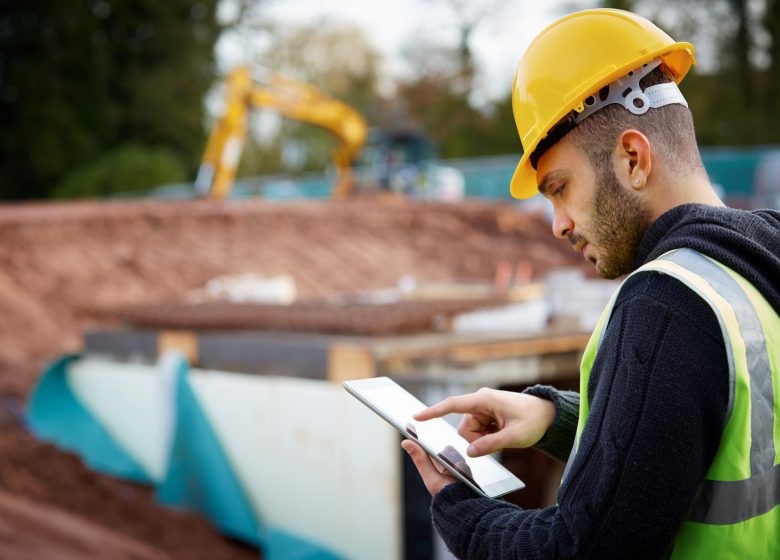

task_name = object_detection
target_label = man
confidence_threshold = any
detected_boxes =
[402,9,780,559]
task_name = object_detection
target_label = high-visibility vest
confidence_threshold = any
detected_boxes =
[565,248,780,558]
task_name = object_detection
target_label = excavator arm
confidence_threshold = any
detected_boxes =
[195,66,368,200]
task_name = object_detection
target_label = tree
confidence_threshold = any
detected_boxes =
[602,0,780,145]
[394,28,519,159]
[256,20,381,115]
[763,0,780,122]
[0,0,224,199]
[603,0,636,10]
[420,0,504,94]
[233,20,383,177]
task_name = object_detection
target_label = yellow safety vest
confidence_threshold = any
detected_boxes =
[567,248,780,558]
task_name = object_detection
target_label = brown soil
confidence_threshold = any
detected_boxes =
[0,197,585,558]
[0,396,256,559]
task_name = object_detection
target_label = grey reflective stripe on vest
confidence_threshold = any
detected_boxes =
[664,249,776,478]
[688,462,780,524]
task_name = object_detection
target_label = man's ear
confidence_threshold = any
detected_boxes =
[616,129,651,190]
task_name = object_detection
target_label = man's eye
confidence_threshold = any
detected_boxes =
[552,183,566,197]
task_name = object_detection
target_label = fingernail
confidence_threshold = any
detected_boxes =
[467,445,477,456]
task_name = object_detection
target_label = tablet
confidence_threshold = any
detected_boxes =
[343,377,525,499]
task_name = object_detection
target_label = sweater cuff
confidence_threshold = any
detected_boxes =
[521,384,579,463]
[434,480,480,506]
[431,481,488,555]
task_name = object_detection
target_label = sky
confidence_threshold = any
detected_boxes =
[217,0,590,103]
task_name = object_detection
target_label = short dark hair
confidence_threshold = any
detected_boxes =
[567,67,706,178]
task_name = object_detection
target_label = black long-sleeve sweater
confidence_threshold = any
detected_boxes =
[430,204,780,560]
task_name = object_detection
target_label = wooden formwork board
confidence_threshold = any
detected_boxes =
[85,327,588,386]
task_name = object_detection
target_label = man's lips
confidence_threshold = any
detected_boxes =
[569,237,594,263]
[573,240,587,255]
[571,239,596,265]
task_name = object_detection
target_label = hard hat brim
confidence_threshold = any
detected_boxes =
[510,154,538,200]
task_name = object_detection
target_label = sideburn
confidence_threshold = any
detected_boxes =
[590,152,652,279]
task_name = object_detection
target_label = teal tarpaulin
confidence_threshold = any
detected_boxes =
[27,353,342,560]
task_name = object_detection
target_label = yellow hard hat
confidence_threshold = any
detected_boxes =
[510,9,696,199]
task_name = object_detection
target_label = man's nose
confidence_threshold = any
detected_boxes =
[552,207,573,240]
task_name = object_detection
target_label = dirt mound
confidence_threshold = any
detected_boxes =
[0,400,255,559]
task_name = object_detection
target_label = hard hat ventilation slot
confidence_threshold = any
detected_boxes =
[572,58,688,124]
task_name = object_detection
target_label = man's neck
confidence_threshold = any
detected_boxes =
[645,173,725,222]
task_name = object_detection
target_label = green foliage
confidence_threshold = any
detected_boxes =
[615,0,780,145]
[394,76,479,158]
[237,137,283,178]
[603,0,636,10]
[475,93,524,157]
[391,37,521,160]
[53,144,187,198]
[0,0,223,200]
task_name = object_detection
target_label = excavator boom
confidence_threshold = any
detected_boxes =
[195,66,368,199]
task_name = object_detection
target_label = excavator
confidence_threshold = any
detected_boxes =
[194,66,464,200]
[195,66,367,199]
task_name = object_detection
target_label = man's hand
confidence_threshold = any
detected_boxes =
[401,439,459,497]
[414,388,556,457]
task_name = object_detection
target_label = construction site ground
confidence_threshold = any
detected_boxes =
[0,197,587,557]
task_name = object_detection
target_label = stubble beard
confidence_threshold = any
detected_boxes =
[587,159,652,279]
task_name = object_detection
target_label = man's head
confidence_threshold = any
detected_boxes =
[510,9,697,199]
[535,65,710,278]
[510,9,723,278]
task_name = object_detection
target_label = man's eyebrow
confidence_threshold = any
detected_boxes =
[538,171,565,196]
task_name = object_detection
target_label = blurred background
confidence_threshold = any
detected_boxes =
[0,1,778,559]
[3,0,779,204]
